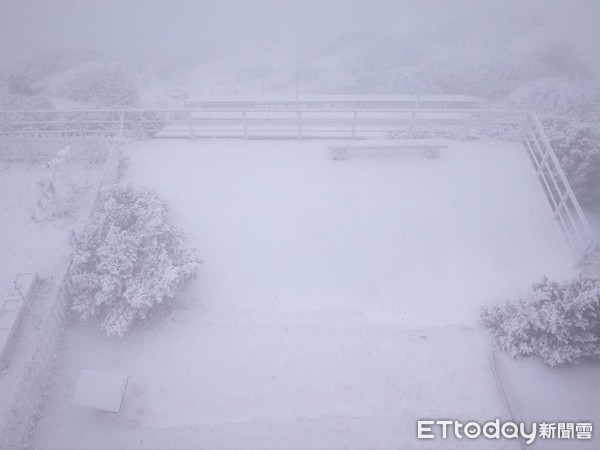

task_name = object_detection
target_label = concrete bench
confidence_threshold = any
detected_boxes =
[329,139,448,161]
[0,272,37,369]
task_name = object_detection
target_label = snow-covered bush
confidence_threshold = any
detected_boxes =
[59,66,140,107]
[347,67,442,95]
[541,116,600,208]
[0,93,53,110]
[434,54,554,99]
[481,275,600,366]
[534,41,592,81]
[2,50,98,95]
[0,95,56,134]
[127,111,167,138]
[68,184,200,337]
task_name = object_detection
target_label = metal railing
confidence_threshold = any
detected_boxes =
[0,106,595,265]
[0,104,597,448]
[1,108,525,140]
[182,94,486,110]
[523,113,596,266]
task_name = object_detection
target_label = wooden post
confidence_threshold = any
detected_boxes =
[297,110,302,140]
[243,111,248,139]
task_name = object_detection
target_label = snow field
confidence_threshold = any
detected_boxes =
[125,140,573,326]
[34,139,577,449]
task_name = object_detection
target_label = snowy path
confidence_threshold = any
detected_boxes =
[36,317,516,449]
[34,140,575,449]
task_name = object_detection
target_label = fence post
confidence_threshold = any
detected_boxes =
[351,111,357,139]
[243,111,248,139]
[187,111,195,139]
[297,110,302,140]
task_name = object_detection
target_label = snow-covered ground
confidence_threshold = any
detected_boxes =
[30,139,595,449]
[124,140,573,326]
[494,352,600,450]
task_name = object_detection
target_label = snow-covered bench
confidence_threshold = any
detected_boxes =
[0,272,37,369]
[329,139,448,161]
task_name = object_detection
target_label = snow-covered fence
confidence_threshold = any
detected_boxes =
[0,271,69,449]
[182,94,486,110]
[0,272,38,369]
[523,113,596,266]
[0,107,525,140]
[0,138,122,450]
[0,106,595,265]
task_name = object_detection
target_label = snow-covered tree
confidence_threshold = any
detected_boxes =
[509,77,599,121]
[59,65,140,107]
[481,275,600,366]
[68,183,200,337]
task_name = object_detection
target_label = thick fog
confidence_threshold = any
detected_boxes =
[2,2,600,450]
[1,0,599,79]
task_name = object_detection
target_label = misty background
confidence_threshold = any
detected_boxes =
[0,0,599,106]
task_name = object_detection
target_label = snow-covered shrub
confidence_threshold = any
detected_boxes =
[2,50,98,96]
[59,66,140,107]
[18,50,98,83]
[0,93,53,110]
[541,116,600,208]
[68,184,200,337]
[534,41,592,81]
[60,110,123,137]
[0,95,56,134]
[347,67,442,95]
[434,54,554,99]
[481,275,600,366]
[127,111,167,138]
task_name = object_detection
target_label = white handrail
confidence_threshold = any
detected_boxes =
[524,112,596,266]
[0,106,595,265]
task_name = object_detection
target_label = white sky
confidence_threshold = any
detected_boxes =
[0,0,598,78]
